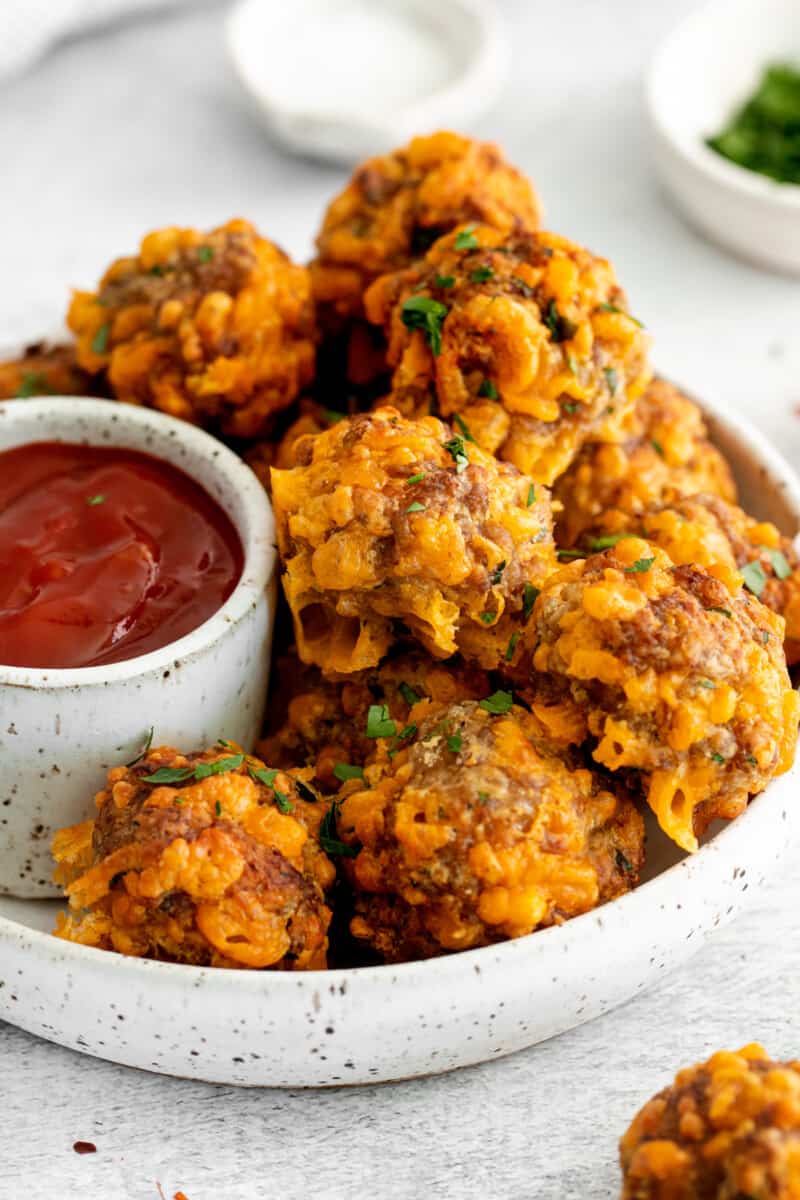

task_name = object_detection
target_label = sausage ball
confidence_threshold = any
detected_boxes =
[243,400,347,490]
[553,377,737,547]
[270,406,556,674]
[258,647,490,791]
[620,1044,800,1199]
[0,341,100,399]
[365,224,651,485]
[578,494,800,665]
[311,131,541,329]
[335,698,644,962]
[67,219,315,438]
[53,744,335,969]
[524,538,799,852]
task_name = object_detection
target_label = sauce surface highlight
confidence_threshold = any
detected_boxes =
[0,442,243,669]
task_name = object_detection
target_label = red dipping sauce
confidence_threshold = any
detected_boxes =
[0,442,243,670]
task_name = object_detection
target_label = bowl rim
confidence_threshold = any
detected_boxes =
[0,396,276,689]
[646,0,800,211]
[2,386,798,986]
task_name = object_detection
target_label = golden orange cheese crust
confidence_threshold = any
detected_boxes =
[52,745,335,969]
[553,377,737,546]
[258,648,490,792]
[364,224,652,485]
[523,538,799,852]
[310,131,542,328]
[0,341,101,400]
[578,494,800,666]
[270,406,556,674]
[335,698,644,962]
[67,219,315,438]
[620,1045,800,1199]
[243,400,347,490]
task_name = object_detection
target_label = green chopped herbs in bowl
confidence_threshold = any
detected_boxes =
[707,63,800,184]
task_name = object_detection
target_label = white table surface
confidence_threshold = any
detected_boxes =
[2,2,800,1197]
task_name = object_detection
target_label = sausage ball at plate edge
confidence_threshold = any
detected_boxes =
[576,493,800,666]
[258,647,490,792]
[620,1044,800,1199]
[553,377,737,547]
[0,340,102,400]
[333,697,644,963]
[53,743,335,969]
[364,223,652,486]
[270,406,556,675]
[67,218,315,439]
[521,537,799,853]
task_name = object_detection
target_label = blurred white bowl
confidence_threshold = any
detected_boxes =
[227,0,506,164]
[647,0,800,275]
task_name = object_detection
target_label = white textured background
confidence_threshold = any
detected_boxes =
[2,2,800,1197]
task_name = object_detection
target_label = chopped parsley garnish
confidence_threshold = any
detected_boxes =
[434,273,455,288]
[444,435,469,473]
[194,753,244,780]
[526,483,536,507]
[558,549,586,561]
[333,762,364,782]
[706,64,800,185]
[14,372,47,398]
[321,408,346,425]
[544,300,578,343]
[197,245,214,262]
[405,472,426,486]
[479,611,496,625]
[477,790,490,804]
[746,754,758,766]
[406,500,427,514]
[294,779,318,804]
[650,439,665,457]
[710,752,726,766]
[142,766,194,785]
[510,275,534,298]
[624,556,655,574]
[401,295,448,356]
[366,704,397,739]
[479,689,513,715]
[742,560,768,596]
[708,606,732,618]
[272,789,294,814]
[148,264,165,276]
[587,532,631,551]
[454,225,479,251]
[215,800,223,817]
[478,378,498,400]
[398,681,421,707]
[319,800,360,858]
[91,323,110,355]
[248,764,295,811]
[604,367,619,393]
[453,413,476,443]
[470,266,493,283]
[388,723,417,757]
[598,301,644,327]
[125,726,154,768]
[447,732,462,753]
[249,766,278,788]
[698,680,716,689]
[505,631,520,662]
[490,560,506,585]
[523,582,539,621]
[85,494,106,506]
[615,849,634,874]
[762,630,771,644]
[563,402,580,414]
[763,546,792,580]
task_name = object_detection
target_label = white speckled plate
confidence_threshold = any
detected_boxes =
[1,389,799,1087]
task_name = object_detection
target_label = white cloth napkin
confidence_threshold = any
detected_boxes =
[0,0,195,80]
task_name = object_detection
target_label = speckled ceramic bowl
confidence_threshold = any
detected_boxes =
[0,397,276,897]
[0,387,797,1087]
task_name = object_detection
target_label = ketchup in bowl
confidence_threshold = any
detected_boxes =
[0,442,244,669]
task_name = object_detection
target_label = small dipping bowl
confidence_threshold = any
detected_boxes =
[0,397,276,897]
[647,0,800,275]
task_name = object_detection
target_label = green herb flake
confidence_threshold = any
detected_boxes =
[398,681,421,707]
[91,323,110,355]
[615,849,634,874]
[406,500,427,514]
[388,723,418,757]
[142,766,194,785]
[651,439,665,457]
[762,630,771,644]
[197,245,214,263]
[710,752,726,766]
[479,611,496,625]
[511,275,534,297]
[698,680,716,690]
[333,762,364,783]
[434,273,455,288]
[321,408,346,425]
[454,225,479,251]
[763,546,793,580]
[273,790,295,814]
[249,766,278,788]
[125,726,154,768]
[746,754,758,766]
[400,295,449,356]
[215,800,223,817]
[624,556,655,574]
[523,582,540,621]
[526,483,536,507]
[598,301,644,327]
[294,779,318,804]
[604,367,619,393]
[85,494,106,506]
[490,560,506,586]
[708,606,732,618]
[366,703,397,739]
[148,264,165,276]
[470,266,493,283]
[563,401,580,414]
[558,549,586,562]
[742,559,768,596]
[447,732,462,754]
[14,372,47,398]
[505,631,520,662]
[587,532,632,551]
[444,435,469,473]
[478,378,498,400]
[194,753,244,780]
[453,413,476,443]
[477,790,490,805]
[319,800,360,858]
[544,299,578,344]
[406,472,426,486]
[479,689,513,716]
